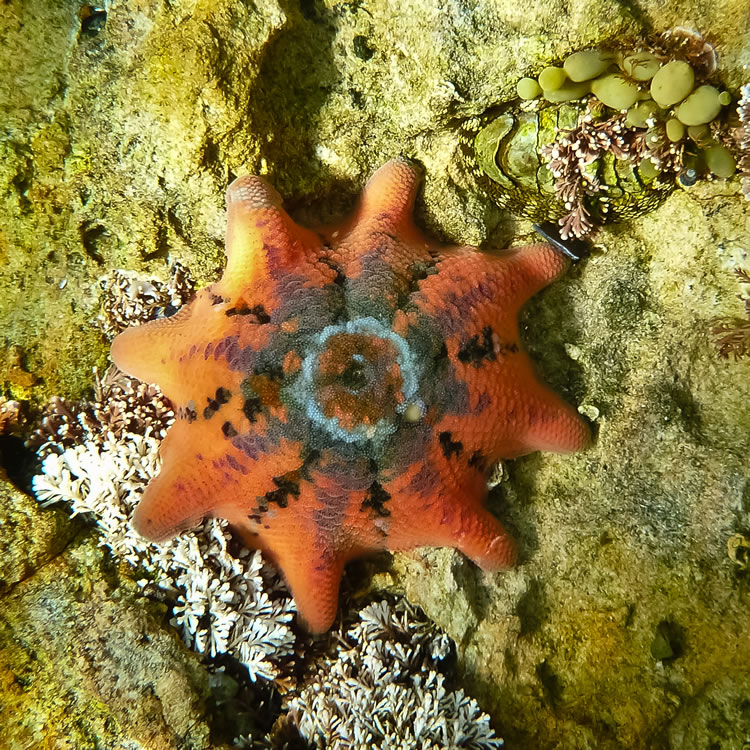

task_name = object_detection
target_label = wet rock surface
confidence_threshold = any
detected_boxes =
[1,0,749,747]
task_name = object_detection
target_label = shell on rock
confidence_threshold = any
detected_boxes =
[463,100,674,227]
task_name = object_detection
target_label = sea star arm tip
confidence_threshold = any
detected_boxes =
[110,305,192,386]
[350,157,424,233]
[222,175,323,295]
[132,474,203,542]
[277,545,346,633]
[453,509,519,571]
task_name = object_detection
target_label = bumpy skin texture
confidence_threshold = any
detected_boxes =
[111,158,590,633]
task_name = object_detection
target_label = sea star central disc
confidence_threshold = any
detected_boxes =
[294,317,422,443]
[111,158,590,632]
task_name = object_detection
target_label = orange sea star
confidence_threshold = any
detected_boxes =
[111,158,590,632]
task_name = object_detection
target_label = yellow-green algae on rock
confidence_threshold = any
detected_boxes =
[0,474,74,597]
[466,28,742,238]
[0,0,284,407]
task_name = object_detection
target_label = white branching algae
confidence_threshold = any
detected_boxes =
[289,599,504,749]
[32,375,296,682]
[30,267,505,748]
[97,261,194,337]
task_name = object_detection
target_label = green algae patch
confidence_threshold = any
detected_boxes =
[650,59,695,107]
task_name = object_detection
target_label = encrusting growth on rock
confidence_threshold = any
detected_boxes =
[111,158,589,633]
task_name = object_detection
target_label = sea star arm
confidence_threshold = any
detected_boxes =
[262,530,346,634]
[414,242,570,338]
[325,159,442,318]
[219,175,335,304]
[132,413,304,540]
[111,292,268,401]
[393,498,517,569]
[231,477,354,633]
[112,176,336,402]
[382,451,517,569]
[437,370,590,463]
[282,549,345,633]
[330,157,428,249]
[410,242,589,460]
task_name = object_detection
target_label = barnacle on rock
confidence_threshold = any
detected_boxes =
[464,29,740,239]
[727,533,750,569]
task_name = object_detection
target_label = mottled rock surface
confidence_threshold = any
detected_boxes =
[1,0,749,747]
[0,478,75,596]
[0,482,226,748]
